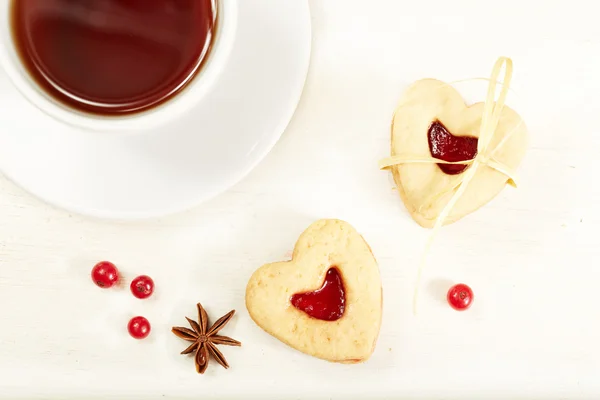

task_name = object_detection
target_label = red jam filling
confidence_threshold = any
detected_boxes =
[290,268,345,321]
[428,120,478,175]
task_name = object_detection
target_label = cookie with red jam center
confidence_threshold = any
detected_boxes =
[388,78,528,227]
[245,219,382,363]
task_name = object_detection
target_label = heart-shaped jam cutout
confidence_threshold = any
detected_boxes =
[291,268,345,321]
[428,120,478,175]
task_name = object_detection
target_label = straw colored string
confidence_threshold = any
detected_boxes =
[379,57,521,314]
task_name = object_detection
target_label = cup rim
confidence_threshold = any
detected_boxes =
[0,0,238,133]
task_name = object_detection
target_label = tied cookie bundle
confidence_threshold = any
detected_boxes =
[379,57,528,312]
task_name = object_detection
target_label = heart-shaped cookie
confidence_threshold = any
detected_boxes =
[245,219,382,363]
[388,78,528,227]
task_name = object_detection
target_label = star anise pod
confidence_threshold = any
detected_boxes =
[172,302,241,374]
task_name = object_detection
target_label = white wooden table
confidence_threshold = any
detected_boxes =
[0,0,598,398]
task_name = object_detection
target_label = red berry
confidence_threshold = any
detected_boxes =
[91,261,119,288]
[447,283,473,311]
[128,316,151,339]
[130,275,154,299]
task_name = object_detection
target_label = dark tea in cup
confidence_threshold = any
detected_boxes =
[10,0,217,116]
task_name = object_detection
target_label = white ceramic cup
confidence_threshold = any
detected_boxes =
[0,0,237,132]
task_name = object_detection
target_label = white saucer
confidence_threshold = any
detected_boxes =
[0,0,311,219]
